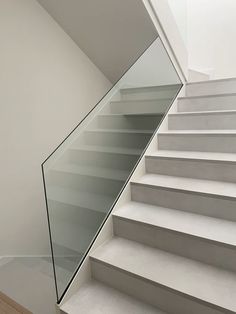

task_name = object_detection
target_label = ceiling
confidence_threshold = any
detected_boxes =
[36,0,158,82]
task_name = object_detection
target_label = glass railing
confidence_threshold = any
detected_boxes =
[42,36,182,302]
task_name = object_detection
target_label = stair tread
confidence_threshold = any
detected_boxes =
[91,237,236,312]
[99,113,163,117]
[186,77,236,86]
[160,130,236,134]
[52,163,129,182]
[51,220,95,252]
[135,173,236,198]
[111,98,171,104]
[70,144,142,156]
[113,202,236,247]
[120,84,180,93]
[61,280,164,314]
[87,128,153,134]
[47,186,114,213]
[147,150,236,162]
[171,109,236,116]
[179,92,236,100]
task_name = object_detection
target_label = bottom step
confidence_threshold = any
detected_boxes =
[90,237,236,314]
[61,280,164,314]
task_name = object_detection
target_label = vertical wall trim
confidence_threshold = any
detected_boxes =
[143,0,188,83]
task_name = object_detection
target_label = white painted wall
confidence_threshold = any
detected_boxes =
[157,0,236,79]
[168,0,187,46]
[122,38,180,87]
[187,0,236,79]
[147,0,188,81]
[36,0,158,83]
[0,0,111,256]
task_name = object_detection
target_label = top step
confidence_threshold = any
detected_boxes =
[186,78,236,97]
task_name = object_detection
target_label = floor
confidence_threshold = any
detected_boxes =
[0,257,57,314]
[0,290,32,314]
[0,298,22,314]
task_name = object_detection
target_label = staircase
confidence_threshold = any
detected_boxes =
[61,78,236,314]
[43,80,181,299]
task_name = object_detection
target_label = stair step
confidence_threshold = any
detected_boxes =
[109,99,170,114]
[178,93,236,112]
[185,77,236,97]
[160,130,236,134]
[61,280,163,314]
[146,150,236,182]
[47,167,123,197]
[158,131,236,153]
[90,237,236,313]
[168,110,236,130]
[131,174,236,221]
[120,84,180,100]
[100,113,164,116]
[68,145,140,174]
[97,113,163,130]
[48,199,105,231]
[70,144,142,156]
[47,219,95,253]
[44,255,81,278]
[87,128,153,134]
[47,186,114,214]
[137,173,236,199]
[83,129,152,149]
[113,202,236,272]
[148,149,236,162]
[52,164,129,182]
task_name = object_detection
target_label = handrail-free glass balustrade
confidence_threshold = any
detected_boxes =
[42,36,182,302]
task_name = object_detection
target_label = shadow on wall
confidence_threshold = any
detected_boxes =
[36,0,158,82]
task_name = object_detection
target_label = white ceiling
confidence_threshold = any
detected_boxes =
[36,0,157,82]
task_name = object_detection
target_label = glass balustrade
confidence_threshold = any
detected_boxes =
[42,36,182,302]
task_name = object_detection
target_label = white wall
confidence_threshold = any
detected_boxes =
[168,0,187,46]
[147,0,188,81]
[0,0,111,256]
[187,0,236,79]
[36,0,158,83]
[122,38,180,87]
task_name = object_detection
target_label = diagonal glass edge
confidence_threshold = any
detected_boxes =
[41,35,159,167]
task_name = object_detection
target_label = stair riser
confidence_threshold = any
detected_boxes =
[49,210,98,254]
[188,70,209,82]
[168,113,236,130]
[91,259,225,314]
[158,134,236,153]
[52,256,79,273]
[186,80,236,97]
[47,170,124,196]
[48,200,105,230]
[113,217,236,272]
[121,86,179,101]
[131,183,236,221]
[109,100,170,115]
[178,95,236,112]
[84,131,152,149]
[145,156,236,183]
[97,115,162,130]
[51,221,94,254]
[69,149,139,171]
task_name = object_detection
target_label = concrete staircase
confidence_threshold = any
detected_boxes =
[61,78,236,314]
